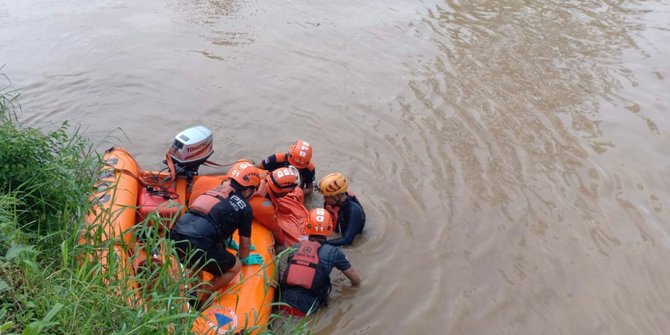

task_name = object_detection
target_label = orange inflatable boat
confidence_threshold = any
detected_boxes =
[80,126,279,335]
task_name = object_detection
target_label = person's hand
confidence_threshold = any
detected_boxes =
[240,254,263,265]
[225,238,255,251]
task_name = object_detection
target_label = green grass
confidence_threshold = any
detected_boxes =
[0,75,312,335]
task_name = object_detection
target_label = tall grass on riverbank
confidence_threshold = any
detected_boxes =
[0,82,199,334]
[0,82,312,334]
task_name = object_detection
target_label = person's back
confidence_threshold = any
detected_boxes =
[258,140,316,194]
[169,162,262,307]
[281,242,355,314]
[278,208,360,317]
[250,166,308,246]
[174,189,250,242]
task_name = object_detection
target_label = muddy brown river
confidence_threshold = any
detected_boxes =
[2,0,670,334]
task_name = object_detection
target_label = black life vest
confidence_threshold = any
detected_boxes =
[349,193,366,233]
[325,192,366,234]
[285,240,322,290]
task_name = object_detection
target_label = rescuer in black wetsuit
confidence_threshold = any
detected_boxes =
[169,162,262,307]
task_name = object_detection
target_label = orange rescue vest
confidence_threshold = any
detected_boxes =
[188,189,228,215]
[285,240,321,290]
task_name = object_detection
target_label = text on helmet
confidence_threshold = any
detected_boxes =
[298,142,310,157]
[231,163,252,177]
[314,208,326,222]
[276,167,297,178]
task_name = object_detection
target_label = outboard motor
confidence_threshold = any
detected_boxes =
[166,126,214,178]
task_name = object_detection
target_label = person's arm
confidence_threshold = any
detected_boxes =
[327,205,363,246]
[333,249,360,286]
[238,236,252,260]
[342,267,360,287]
[252,171,268,198]
[237,207,253,261]
[300,165,316,194]
[259,153,283,171]
[256,154,271,169]
[302,182,314,195]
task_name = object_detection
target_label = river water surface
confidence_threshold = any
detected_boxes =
[2,0,670,334]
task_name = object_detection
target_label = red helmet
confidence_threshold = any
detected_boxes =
[227,161,260,188]
[304,208,333,237]
[287,140,312,168]
[267,166,300,195]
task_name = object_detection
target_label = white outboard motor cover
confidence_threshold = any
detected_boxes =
[167,126,214,165]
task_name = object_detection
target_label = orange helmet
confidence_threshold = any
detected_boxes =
[318,172,348,196]
[304,208,333,236]
[287,140,312,168]
[267,166,300,195]
[227,161,260,188]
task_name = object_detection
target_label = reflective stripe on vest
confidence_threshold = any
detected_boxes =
[285,240,321,290]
